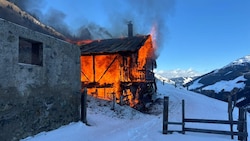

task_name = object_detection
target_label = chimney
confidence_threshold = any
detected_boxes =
[128,21,133,37]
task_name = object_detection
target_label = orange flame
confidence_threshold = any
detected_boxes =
[65,39,93,45]
[80,35,156,107]
[81,54,120,100]
[76,40,93,45]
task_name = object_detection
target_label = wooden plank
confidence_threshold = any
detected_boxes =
[184,128,247,136]
[184,118,241,124]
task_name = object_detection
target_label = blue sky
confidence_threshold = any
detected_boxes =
[159,0,250,75]
[39,0,250,77]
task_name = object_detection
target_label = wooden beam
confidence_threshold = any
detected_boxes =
[92,55,96,82]
[81,71,90,81]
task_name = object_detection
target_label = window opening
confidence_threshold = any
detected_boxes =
[19,37,43,66]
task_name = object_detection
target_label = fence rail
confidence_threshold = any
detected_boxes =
[184,128,247,136]
[184,118,243,124]
[162,96,248,141]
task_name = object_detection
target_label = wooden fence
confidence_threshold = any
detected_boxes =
[163,96,248,141]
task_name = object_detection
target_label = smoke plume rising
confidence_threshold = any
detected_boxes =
[7,0,175,56]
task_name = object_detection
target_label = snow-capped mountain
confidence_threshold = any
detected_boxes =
[155,73,175,85]
[155,73,198,88]
[186,55,250,107]
[170,76,197,87]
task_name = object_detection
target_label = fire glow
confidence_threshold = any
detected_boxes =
[78,25,157,108]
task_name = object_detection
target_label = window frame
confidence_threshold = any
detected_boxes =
[18,37,43,66]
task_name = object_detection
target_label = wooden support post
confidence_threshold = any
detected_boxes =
[81,87,87,124]
[111,92,116,110]
[163,96,169,134]
[120,94,124,106]
[182,99,185,134]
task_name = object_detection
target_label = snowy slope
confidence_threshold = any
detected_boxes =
[155,73,175,85]
[187,55,250,105]
[20,79,249,141]
[171,76,196,87]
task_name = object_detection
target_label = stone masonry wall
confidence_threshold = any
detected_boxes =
[0,18,81,141]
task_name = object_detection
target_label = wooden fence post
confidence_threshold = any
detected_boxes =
[228,95,234,139]
[243,109,248,141]
[163,96,169,134]
[238,108,245,141]
[81,87,87,124]
[182,99,185,134]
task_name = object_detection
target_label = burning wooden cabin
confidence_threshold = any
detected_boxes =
[79,34,157,108]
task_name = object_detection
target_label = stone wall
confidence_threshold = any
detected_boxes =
[0,18,81,141]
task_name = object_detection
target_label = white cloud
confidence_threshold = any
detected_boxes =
[154,68,202,78]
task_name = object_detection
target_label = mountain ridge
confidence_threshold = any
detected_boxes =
[0,0,66,40]
[186,55,250,108]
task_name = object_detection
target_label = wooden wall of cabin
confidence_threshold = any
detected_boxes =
[80,54,121,100]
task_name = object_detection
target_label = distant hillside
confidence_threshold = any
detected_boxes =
[0,0,66,40]
[186,55,250,107]
[155,74,175,85]
[170,76,197,87]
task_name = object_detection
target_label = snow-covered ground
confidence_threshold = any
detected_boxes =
[20,78,249,141]
[202,76,247,93]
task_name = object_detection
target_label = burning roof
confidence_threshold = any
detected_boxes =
[80,35,150,55]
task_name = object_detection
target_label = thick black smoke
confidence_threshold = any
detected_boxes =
[7,0,175,55]
[7,0,90,40]
[43,8,72,39]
